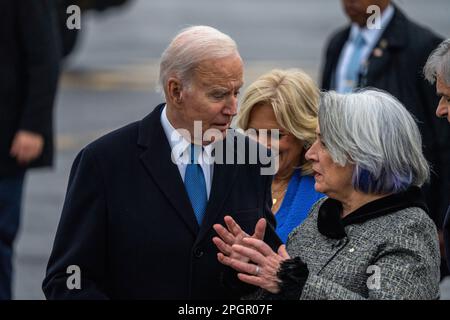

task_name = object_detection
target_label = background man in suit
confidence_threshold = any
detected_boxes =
[424,39,450,272]
[321,0,450,277]
[0,0,60,299]
[43,26,280,299]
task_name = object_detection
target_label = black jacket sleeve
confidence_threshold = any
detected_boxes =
[43,147,109,299]
[17,0,60,135]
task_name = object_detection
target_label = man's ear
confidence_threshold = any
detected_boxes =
[167,77,183,106]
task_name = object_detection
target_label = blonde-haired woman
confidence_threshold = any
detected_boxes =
[237,69,324,242]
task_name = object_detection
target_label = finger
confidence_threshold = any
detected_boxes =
[242,237,275,257]
[237,273,279,294]
[217,253,256,275]
[18,147,34,164]
[217,252,232,266]
[21,147,35,163]
[17,153,30,165]
[27,144,40,160]
[212,236,232,256]
[15,144,30,164]
[277,245,290,259]
[232,244,267,266]
[224,216,246,238]
[252,218,266,240]
[213,224,235,245]
[217,253,240,270]
[237,273,267,288]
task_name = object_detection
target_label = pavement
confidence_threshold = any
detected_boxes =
[12,0,450,299]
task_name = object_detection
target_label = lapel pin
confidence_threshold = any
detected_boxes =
[379,39,388,49]
[373,48,383,58]
[349,248,355,253]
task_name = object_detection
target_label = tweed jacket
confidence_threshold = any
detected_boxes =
[250,187,441,300]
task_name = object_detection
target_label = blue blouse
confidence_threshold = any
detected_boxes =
[275,169,325,243]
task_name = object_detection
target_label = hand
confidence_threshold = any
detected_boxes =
[220,238,290,294]
[213,216,266,263]
[10,130,44,165]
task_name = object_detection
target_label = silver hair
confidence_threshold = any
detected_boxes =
[319,89,430,194]
[424,39,450,85]
[158,26,240,94]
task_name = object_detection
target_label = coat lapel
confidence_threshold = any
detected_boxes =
[365,6,408,83]
[197,133,239,243]
[324,28,350,90]
[138,104,199,236]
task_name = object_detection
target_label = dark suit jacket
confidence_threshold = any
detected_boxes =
[43,104,282,299]
[0,0,60,177]
[445,207,450,271]
[321,6,450,227]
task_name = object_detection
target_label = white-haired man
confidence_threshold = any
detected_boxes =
[43,26,281,299]
[424,39,450,272]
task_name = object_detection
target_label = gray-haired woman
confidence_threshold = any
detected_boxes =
[213,89,441,300]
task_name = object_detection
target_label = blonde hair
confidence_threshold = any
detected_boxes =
[237,69,319,175]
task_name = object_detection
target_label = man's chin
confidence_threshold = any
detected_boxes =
[211,124,230,132]
[203,126,228,145]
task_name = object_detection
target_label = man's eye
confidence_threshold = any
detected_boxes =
[209,90,225,98]
[439,95,450,103]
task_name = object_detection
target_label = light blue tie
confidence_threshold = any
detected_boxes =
[343,32,366,93]
[184,144,207,225]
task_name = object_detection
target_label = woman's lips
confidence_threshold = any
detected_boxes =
[313,170,322,179]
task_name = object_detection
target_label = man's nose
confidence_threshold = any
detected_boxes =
[436,100,448,118]
[223,95,238,116]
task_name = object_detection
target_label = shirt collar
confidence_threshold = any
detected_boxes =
[160,105,215,163]
[349,4,395,45]
[317,186,428,239]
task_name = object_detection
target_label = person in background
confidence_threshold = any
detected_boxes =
[424,38,450,272]
[237,69,324,243]
[0,0,60,300]
[214,90,440,300]
[321,0,449,277]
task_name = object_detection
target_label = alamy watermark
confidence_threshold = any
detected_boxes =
[66,265,81,290]
[366,5,381,30]
[169,121,280,175]
[66,5,81,30]
[366,265,381,290]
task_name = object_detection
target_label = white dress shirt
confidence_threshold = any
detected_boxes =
[335,4,395,93]
[160,105,214,199]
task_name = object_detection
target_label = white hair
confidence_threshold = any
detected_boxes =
[319,89,430,194]
[424,39,450,85]
[158,26,240,95]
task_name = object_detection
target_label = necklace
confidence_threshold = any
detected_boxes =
[272,190,287,206]
[272,181,289,206]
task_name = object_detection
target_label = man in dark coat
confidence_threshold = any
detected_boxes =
[321,0,449,275]
[0,0,60,299]
[424,39,450,272]
[43,26,281,299]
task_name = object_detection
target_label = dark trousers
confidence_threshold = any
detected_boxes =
[0,173,25,300]
[445,206,450,273]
